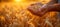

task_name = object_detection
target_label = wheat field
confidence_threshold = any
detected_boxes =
[0,1,60,27]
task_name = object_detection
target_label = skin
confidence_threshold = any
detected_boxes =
[27,4,60,17]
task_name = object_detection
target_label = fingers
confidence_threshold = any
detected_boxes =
[27,3,46,17]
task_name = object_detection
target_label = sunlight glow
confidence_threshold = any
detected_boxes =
[14,0,22,2]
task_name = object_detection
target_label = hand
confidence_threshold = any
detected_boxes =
[27,3,60,17]
[27,3,48,17]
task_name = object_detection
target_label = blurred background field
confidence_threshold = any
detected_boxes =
[0,0,60,27]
